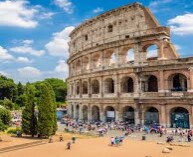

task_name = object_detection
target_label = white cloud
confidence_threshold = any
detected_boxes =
[10,40,45,56]
[168,13,193,35]
[45,26,75,57]
[93,7,104,14]
[174,44,182,50]
[54,0,73,14]
[39,12,55,19]
[0,71,10,77]
[18,66,41,78]
[0,46,14,60]
[148,0,172,12]
[0,0,38,28]
[55,60,68,73]
[17,57,32,63]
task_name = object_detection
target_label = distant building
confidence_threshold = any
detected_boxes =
[66,2,193,128]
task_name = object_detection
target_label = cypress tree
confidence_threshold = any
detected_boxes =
[38,83,55,137]
[22,85,37,137]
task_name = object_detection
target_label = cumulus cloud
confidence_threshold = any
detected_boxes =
[168,13,193,35]
[39,12,55,19]
[54,0,73,14]
[18,66,41,78]
[93,7,104,14]
[148,0,172,12]
[0,46,14,60]
[0,71,10,77]
[10,40,45,56]
[45,26,75,57]
[55,60,68,73]
[0,0,38,28]
[17,57,32,63]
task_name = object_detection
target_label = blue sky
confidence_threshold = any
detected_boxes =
[0,0,193,83]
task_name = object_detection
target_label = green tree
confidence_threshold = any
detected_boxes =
[0,75,17,101]
[22,85,37,137]
[0,108,11,126]
[38,83,56,137]
[15,94,27,108]
[17,82,25,96]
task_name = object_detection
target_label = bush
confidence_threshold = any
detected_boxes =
[0,108,11,125]
[7,127,22,134]
[0,119,8,131]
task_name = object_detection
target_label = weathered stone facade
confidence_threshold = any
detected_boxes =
[67,3,193,128]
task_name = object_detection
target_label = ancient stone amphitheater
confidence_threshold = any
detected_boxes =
[67,2,193,128]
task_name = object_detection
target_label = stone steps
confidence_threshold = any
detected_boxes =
[0,140,46,153]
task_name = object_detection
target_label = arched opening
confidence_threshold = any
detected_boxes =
[82,81,88,94]
[71,84,74,95]
[71,105,74,118]
[105,78,114,93]
[170,74,187,91]
[122,106,135,124]
[148,75,158,92]
[170,107,189,128]
[92,53,100,68]
[144,107,159,125]
[92,106,100,121]
[85,34,88,41]
[75,105,79,120]
[76,60,81,73]
[82,106,88,121]
[146,45,158,60]
[121,77,134,93]
[76,82,80,95]
[92,79,100,94]
[108,24,113,32]
[82,57,89,70]
[105,106,115,122]
[127,49,135,63]
[111,53,116,65]
[142,75,158,92]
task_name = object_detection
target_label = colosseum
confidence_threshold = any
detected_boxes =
[66,2,193,128]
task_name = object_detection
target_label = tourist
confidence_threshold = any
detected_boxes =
[187,130,192,142]
[166,135,174,143]
[59,135,64,142]
[111,137,115,146]
[72,136,76,143]
[49,136,53,143]
[115,136,120,146]
[66,141,71,150]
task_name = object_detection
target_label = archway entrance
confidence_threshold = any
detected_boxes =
[122,106,135,124]
[92,106,100,121]
[144,107,159,125]
[105,106,115,122]
[170,107,189,128]
[82,106,88,121]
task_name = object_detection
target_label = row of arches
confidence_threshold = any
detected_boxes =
[70,73,188,96]
[70,45,159,74]
[71,105,190,128]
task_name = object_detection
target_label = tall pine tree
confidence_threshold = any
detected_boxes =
[38,83,56,137]
[22,85,37,137]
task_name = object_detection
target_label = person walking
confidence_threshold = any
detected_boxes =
[72,136,76,143]
[66,141,71,150]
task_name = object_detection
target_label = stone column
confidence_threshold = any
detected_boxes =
[73,104,76,119]
[115,74,120,97]
[88,104,92,121]
[100,77,103,98]
[100,106,105,122]
[79,105,83,120]
[166,111,170,128]
[158,41,165,60]
[134,109,140,125]
[159,70,165,93]
[80,79,82,98]
[190,104,193,128]
[134,73,140,97]
[160,104,167,127]
[188,67,193,92]
[88,78,91,97]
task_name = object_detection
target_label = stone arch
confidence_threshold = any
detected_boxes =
[142,75,158,92]
[82,81,88,94]
[107,24,113,32]
[92,79,100,94]
[122,106,135,124]
[119,46,135,64]
[82,105,88,121]
[75,104,80,119]
[121,76,134,93]
[141,42,160,60]
[76,81,80,95]
[82,56,89,70]
[92,53,100,68]
[92,105,100,121]
[168,73,188,91]
[104,49,115,66]
[170,107,189,128]
[104,78,115,93]
[76,60,81,73]
[144,107,159,125]
[105,106,115,122]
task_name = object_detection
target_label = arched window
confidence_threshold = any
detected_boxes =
[92,53,100,68]
[144,107,159,126]
[82,57,89,70]
[85,34,88,41]
[92,80,100,94]
[105,78,114,93]
[146,45,158,60]
[82,81,88,94]
[121,77,134,93]
[108,24,113,32]
[170,73,187,91]
[148,75,158,92]
[76,82,80,95]
[111,53,116,64]
[127,49,135,63]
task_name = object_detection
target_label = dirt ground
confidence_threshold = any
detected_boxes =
[1,135,193,157]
